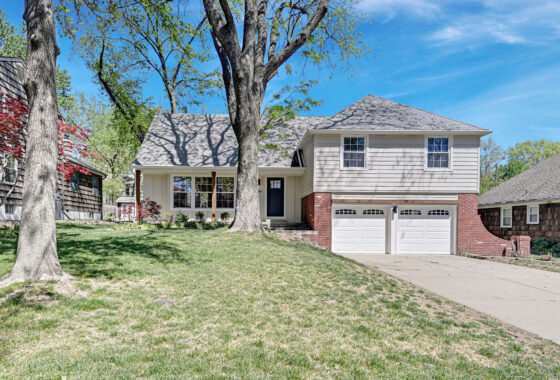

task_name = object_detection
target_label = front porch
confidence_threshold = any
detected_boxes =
[136,167,305,223]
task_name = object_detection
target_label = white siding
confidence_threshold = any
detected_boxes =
[301,135,315,197]
[314,134,480,193]
[143,173,302,223]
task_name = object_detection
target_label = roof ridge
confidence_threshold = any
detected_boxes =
[335,94,487,131]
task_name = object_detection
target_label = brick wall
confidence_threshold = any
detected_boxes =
[479,203,560,241]
[457,193,522,256]
[301,192,332,250]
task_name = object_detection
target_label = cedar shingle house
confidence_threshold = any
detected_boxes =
[479,153,560,241]
[0,56,105,221]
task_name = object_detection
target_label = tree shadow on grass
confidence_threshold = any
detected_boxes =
[57,230,194,279]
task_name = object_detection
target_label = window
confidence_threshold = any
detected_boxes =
[92,177,100,197]
[342,136,366,168]
[173,176,191,208]
[363,209,384,215]
[3,156,17,184]
[426,137,450,169]
[335,209,356,215]
[269,179,282,189]
[501,207,512,228]
[400,209,421,216]
[4,204,14,215]
[70,172,79,192]
[217,177,234,208]
[195,177,213,208]
[527,205,539,224]
[428,209,449,216]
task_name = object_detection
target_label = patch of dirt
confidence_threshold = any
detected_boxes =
[0,280,88,307]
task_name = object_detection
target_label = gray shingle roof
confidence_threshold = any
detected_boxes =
[317,94,488,132]
[134,113,326,167]
[0,57,26,99]
[134,94,488,168]
[479,153,560,206]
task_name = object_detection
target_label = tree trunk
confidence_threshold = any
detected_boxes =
[229,97,263,232]
[0,0,71,288]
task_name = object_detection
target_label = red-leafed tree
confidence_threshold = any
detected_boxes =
[0,93,95,209]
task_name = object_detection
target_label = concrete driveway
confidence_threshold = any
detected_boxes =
[341,254,560,345]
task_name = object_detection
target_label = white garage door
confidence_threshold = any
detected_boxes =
[332,207,387,254]
[396,207,452,254]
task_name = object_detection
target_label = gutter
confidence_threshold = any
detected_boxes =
[478,198,560,209]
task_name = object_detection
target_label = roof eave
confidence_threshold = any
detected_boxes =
[307,129,491,136]
[478,197,560,208]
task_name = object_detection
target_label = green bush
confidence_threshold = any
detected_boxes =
[195,211,205,222]
[220,211,231,222]
[105,211,115,218]
[164,213,173,229]
[531,238,560,257]
[176,213,188,222]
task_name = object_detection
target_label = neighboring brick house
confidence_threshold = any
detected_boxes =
[0,56,105,221]
[479,153,560,242]
[132,94,524,256]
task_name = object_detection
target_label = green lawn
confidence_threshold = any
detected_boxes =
[1,224,559,379]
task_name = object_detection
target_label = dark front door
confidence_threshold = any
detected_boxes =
[267,178,284,217]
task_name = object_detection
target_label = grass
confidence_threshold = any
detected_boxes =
[0,224,559,379]
[482,255,560,273]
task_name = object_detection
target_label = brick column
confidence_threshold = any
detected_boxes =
[301,192,332,250]
[512,235,531,256]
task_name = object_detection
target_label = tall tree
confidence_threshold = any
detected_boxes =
[508,139,560,168]
[56,0,219,143]
[0,0,71,287]
[203,0,364,231]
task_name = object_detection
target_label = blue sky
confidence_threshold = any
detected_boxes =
[3,0,560,147]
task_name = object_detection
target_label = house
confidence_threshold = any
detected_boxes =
[479,153,560,241]
[0,56,105,221]
[133,94,525,255]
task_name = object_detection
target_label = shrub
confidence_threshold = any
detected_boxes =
[176,213,188,223]
[103,217,113,222]
[195,211,205,222]
[220,211,231,222]
[139,198,161,222]
[105,211,115,218]
[531,238,560,257]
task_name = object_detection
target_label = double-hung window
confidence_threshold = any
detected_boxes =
[527,204,539,224]
[500,207,512,228]
[216,177,234,208]
[3,156,17,184]
[426,137,450,169]
[173,176,191,208]
[342,137,366,169]
[195,177,213,208]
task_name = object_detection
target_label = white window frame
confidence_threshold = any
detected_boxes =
[216,176,235,209]
[500,207,512,228]
[170,176,193,210]
[169,175,236,211]
[424,136,453,172]
[2,154,17,185]
[340,135,368,170]
[527,204,539,225]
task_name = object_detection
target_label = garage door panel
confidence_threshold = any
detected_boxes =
[396,207,452,255]
[332,207,387,254]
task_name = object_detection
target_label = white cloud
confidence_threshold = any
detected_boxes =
[357,0,441,20]
[428,1,560,47]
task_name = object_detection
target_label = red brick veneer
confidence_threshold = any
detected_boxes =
[301,192,332,250]
[457,194,530,256]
